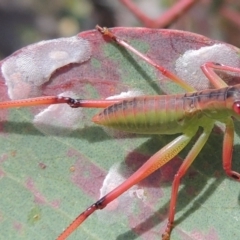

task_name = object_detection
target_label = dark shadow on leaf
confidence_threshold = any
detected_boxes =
[1,120,111,141]
[0,120,151,142]
[1,121,45,136]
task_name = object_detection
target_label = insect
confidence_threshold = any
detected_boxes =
[1,26,240,239]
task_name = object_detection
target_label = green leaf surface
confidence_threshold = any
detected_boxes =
[0,27,240,240]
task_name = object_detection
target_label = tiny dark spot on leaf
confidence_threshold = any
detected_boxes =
[38,163,46,169]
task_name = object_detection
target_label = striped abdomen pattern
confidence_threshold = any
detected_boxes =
[92,94,191,134]
[92,86,235,134]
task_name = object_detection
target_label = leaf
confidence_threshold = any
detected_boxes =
[0,27,240,240]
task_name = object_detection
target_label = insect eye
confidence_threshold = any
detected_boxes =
[233,101,240,114]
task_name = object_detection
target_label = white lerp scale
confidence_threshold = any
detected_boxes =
[175,43,240,90]
[1,35,91,134]
[1,36,91,99]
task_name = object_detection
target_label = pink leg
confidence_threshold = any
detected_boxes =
[0,96,120,109]
[222,117,240,180]
[96,25,196,92]
[162,123,214,240]
[201,62,240,89]
[97,27,240,94]
[57,130,198,240]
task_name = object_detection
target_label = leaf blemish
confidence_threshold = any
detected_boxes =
[175,44,240,90]
[1,36,91,100]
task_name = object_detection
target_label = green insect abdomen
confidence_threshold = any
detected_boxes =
[92,95,195,134]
